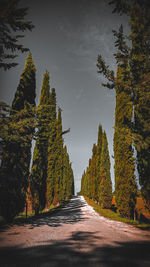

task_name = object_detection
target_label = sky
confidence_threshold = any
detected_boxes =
[0,0,129,194]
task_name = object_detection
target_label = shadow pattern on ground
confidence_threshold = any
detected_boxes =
[0,196,87,231]
[0,231,150,267]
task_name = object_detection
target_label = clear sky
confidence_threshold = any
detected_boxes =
[0,0,129,194]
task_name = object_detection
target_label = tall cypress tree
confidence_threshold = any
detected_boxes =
[0,52,36,221]
[62,146,68,200]
[90,144,97,200]
[113,26,137,218]
[30,71,51,214]
[54,107,64,204]
[95,125,103,202]
[129,2,150,207]
[81,125,112,207]
[97,24,137,218]
[64,146,74,200]
[109,0,150,208]
[98,131,112,209]
[46,88,57,207]
[114,64,137,218]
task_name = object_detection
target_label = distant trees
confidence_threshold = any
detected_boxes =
[0,52,36,221]
[46,107,74,208]
[95,125,103,202]
[0,0,34,70]
[96,0,150,217]
[81,125,112,209]
[99,131,112,209]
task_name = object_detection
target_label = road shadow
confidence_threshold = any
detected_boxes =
[0,230,150,266]
[0,196,88,231]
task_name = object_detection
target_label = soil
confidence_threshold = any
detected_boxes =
[0,196,150,266]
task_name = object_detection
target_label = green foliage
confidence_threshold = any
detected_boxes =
[95,125,103,201]
[0,53,36,222]
[12,52,36,111]
[97,55,115,89]
[129,3,150,207]
[97,22,138,218]
[114,64,137,218]
[46,95,74,208]
[62,146,74,200]
[98,131,112,208]
[0,0,34,70]
[0,55,74,220]
[81,125,112,208]
[85,196,150,230]
[30,71,51,214]
[109,0,150,210]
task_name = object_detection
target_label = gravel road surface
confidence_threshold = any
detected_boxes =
[0,196,150,266]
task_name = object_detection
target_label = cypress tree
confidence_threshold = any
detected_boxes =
[95,125,103,202]
[81,171,85,195]
[0,52,36,221]
[46,90,73,207]
[81,125,112,207]
[81,166,90,198]
[46,88,57,207]
[62,146,74,200]
[98,131,112,208]
[54,107,64,204]
[12,52,36,110]
[30,71,51,214]
[129,2,150,207]
[113,26,137,218]
[90,144,97,200]
[114,64,137,218]
[97,24,137,218]
[109,0,150,208]
[62,146,68,200]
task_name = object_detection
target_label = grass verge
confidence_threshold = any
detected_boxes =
[84,196,150,230]
[0,199,71,228]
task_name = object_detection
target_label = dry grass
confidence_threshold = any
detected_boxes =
[84,196,150,230]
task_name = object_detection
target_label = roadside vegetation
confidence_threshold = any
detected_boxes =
[84,196,150,230]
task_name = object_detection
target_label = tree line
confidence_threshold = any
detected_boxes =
[81,125,112,209]
[0,53,74,222]
[84,0,149,219]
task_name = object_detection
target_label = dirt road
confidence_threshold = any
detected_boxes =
[0,196,150,266]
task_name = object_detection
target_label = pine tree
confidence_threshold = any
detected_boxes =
[0,52,36,221]
[98,131,112,208]
[30,71,51,214]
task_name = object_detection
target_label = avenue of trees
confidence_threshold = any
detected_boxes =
[95,0,150,218]
[81,125,112,209]
[0,53,74,221]
[1,0,150,222]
